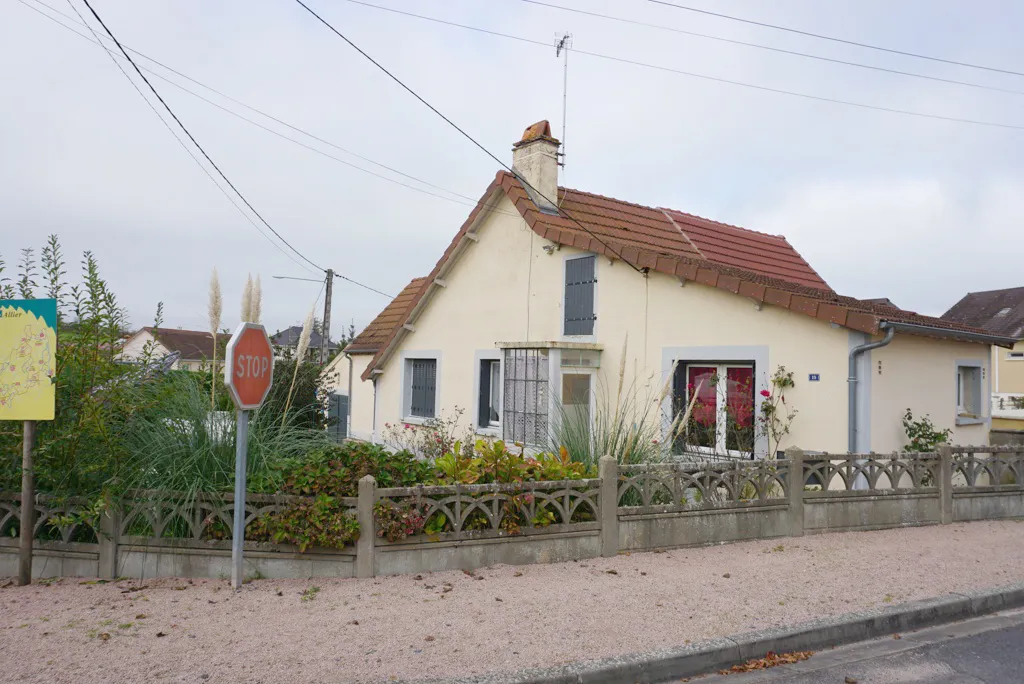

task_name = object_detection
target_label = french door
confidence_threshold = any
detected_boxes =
[679,364,755,456]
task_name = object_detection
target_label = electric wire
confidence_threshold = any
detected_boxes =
[647,0,1024,79]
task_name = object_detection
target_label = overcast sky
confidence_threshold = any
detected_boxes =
[2,0,1023,339]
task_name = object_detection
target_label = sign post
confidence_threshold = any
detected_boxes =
[0,299,57,586]
[223,323,274,590]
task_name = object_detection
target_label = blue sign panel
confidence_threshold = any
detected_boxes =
[808,374,820,382]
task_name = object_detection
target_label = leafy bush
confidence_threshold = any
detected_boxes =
[373,500,427,542]
[380,407,473,460]
[902,408,952,452]
[264,441,432,497]
[248,494,359,552]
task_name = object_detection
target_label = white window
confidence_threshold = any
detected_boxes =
[956,365,982,418]
[404,358,437,419]
[477,359,501,429]
[674,363,755,456]
[502,348,549,446]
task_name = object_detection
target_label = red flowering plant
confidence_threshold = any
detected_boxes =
[755,366,798,458]
[380,407,474,460]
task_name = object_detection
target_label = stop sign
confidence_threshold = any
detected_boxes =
[224,323,274,410]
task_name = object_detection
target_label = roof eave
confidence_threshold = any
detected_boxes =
[880,320,1018,348]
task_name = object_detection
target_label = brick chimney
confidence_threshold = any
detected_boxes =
[511,120,560,214]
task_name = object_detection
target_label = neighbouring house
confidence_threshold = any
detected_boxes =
[325,120,1014,455]
[120,327,229,372]
[942,287,1024,430]
[272,325,338,361]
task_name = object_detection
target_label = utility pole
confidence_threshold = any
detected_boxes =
[555,33,572,170]
[320,269,334,365]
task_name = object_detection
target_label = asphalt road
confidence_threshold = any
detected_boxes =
[696,608,1024,684]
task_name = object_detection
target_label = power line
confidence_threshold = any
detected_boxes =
[21,0,522,219]
[648,0,1024,79]
[51,0,316,275]
[295,0,653,274]
[330,0,1024,132]
[331,270,394,299]
[78,0,326,273]
[517,0,1024,97]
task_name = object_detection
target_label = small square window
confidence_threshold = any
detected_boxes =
[1008,351,1024,360]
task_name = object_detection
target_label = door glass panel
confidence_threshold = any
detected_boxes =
[561,374,591,433]
[725,367,754,453]
[686,366,717,449]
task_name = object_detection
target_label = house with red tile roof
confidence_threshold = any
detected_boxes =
[326,121,1013,453]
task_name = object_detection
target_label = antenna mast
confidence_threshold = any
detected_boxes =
[555,32,572,171]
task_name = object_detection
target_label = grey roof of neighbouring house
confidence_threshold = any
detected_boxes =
[272,326,338,350]
[941,287,1024,339]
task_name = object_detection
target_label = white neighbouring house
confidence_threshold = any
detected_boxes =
[120,327,229,372]
[325,121,1014,456]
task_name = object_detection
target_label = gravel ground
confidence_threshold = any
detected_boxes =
[2,521,1023,684]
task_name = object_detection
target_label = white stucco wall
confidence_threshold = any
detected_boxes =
[870,335,991,451]
[324,352,375,441]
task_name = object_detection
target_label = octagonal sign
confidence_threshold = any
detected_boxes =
[224,323,274,410]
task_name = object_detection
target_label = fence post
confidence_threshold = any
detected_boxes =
[938,445,953,525]
[598,455,618,557]
[785,447,804,537]
[356,475,376,578]
[97,505,120,580]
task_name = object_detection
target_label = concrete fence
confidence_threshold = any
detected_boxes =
[2,446,1022,580]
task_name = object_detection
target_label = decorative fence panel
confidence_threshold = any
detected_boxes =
[950,446,1024,521]
[3,447,1023,581]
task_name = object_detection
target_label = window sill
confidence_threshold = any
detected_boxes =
[475,426,501,439]
[401,416,433,426]
[955,414,986,426]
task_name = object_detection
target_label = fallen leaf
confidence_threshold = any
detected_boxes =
[99,633,110,641]
[723,573,731,579]
[513,572,523,577]
[135,614,147,620]
[348,620,359,626]
[495,597,503,602]
[413,575,423,581]
[424,635,435,642]
[156,632,167,638]
[719,650,814,674]
[893,634,902,640]
[606,570,618,575]
[640,572,647,576]
[844,678,858,684]
[441,586,452,594]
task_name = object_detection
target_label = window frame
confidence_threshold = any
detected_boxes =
[502,348,551,447]
[1007,351,1024,361]
[677,362,756,458]
[562,253,598,339]
[954,359,986,426]
[400,351,441,424]
[473,350,503,436]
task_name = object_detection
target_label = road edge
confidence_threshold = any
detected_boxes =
[428,581,1024,684]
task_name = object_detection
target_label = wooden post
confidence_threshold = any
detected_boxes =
[18,420,36,586]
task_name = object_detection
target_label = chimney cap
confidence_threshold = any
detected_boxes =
[514,120,559,148]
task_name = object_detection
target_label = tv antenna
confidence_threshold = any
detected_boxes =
[555,32,572,171]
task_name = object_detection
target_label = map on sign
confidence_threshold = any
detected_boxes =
[0,299,57,421]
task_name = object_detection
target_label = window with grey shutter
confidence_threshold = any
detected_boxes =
[409,359,436,418]
[502,349,549,446]
[564,255,596,336]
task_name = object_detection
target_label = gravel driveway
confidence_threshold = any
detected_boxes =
[2,521,1023,683]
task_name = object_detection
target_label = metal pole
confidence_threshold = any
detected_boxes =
[231,409,249,590]
[320,269,334,365]
[18,420,36,586]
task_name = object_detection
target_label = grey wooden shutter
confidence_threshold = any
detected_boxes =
[478,360,491,428]
[564,256,596,335]
[410,359,436,418]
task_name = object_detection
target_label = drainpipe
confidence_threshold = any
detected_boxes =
[371,376,379,444]
[848,324,896,453]
[346,353,354,440]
